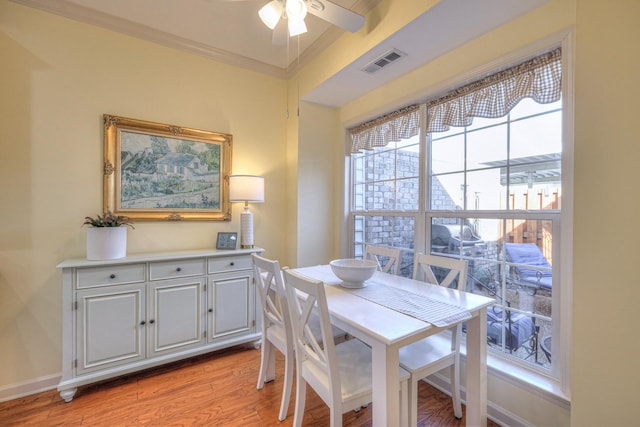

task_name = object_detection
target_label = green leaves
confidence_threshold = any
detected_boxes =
[83,212,134,228]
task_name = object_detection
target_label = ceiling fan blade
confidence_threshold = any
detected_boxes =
[306,0,365,33]
[272,18,288,45]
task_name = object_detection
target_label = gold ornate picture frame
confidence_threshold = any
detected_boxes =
[103,114,232,221]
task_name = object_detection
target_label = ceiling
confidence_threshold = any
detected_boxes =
[11,0,550,107]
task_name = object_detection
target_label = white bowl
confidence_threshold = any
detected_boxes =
[329,259,377,288]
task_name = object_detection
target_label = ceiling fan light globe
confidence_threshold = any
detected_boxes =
[288,18,307,36]
[258,0,283,30]
[285,0,307,21]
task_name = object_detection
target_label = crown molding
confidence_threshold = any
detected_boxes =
[11,0,288,78]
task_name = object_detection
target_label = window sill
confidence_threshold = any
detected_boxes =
[460,344,571,410]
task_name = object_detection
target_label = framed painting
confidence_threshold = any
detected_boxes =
[103,114,232,221]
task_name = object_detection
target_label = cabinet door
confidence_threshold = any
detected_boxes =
[76,284,146,375]
[208,270,254,342]
[148,278,205,357]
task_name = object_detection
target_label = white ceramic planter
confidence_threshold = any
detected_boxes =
[86,227,127,260]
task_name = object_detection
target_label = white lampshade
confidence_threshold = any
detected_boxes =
[258,0,284,30]
[288,18,307,36]
[286,0,308,36]
[285,0,307,21]
[229,175,264,249]
[229,175,265,203]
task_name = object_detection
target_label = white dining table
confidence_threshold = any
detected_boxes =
[290,265,494,427]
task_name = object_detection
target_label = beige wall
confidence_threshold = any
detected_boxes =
[297,101,338,267]
[0,1,288,389]
[572,0,640,425]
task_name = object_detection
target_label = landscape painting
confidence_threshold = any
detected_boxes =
[103,115,232,221]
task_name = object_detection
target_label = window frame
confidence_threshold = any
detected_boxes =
[346,42,573,402]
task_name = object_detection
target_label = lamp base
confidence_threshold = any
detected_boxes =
[240,206,254,248]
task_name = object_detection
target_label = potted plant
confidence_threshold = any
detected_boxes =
[82,211,134,260]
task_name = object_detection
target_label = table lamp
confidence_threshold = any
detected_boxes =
[229,175,264,249]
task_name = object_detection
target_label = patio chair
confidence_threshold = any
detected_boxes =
[282,269,409,427]
[469,271,540,362]
[486,305,539,361]
[504,243,552,295]
[364,244,401,274]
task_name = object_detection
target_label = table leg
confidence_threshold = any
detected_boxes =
[465,307,488,426]
[371,342,400,427]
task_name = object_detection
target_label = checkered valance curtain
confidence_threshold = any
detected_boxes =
[348,105,420,153]
[426,48,561,133]
[348,49,561,153]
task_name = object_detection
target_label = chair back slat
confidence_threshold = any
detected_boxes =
[364,245,401,275]
[413,253,468,290]
[253,254,290,335]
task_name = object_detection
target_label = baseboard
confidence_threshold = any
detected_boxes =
[426,373,535,427]
[0,374,61,403]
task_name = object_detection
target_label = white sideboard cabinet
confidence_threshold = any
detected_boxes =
[57,248,263,402]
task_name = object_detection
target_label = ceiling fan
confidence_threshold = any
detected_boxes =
[258,0,365,42]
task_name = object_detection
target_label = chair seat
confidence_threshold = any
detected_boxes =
[265,324,287,353]
[399,333,455,373]
[303,338,410,408]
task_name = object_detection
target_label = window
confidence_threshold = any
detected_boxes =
[352,136,420,277]
[348,48,566,382]
[429,98,561,372]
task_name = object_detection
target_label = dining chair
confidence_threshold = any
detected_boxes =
[399,252,468,425]
[282,269,410,427]
[252,254,348,421]
[363,244,402,275]
[252,254,294,421]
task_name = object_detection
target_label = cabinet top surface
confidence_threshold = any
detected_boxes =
[57,248,265,269]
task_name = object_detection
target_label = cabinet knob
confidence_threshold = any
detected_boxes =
[109,274,116,279]
[149,319,155,324]
[176,267,182,272]
[230,262,235,266]
[140,320,146,326]
[208,308,213,313]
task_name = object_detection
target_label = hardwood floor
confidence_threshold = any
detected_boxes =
[0,344,499,426]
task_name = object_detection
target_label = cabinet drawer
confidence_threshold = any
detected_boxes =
[149,258,206,280]
[76,264,146,289]
[208,255,252,274]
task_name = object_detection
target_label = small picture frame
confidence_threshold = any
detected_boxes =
[216,232,238,250]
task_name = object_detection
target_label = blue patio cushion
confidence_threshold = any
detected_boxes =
[505,243,552,289]
[486,307,536,350]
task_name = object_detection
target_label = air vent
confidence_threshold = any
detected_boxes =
[362,49,407,74]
